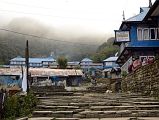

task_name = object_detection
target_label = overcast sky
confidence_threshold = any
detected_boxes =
[0,0,156,36]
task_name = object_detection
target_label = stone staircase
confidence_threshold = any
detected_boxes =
[29,87,159,120]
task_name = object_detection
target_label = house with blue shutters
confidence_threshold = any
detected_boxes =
[114,0,159,73]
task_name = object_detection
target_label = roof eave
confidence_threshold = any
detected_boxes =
[143,0,159,21]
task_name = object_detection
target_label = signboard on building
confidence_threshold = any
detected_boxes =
[115,31,130,42]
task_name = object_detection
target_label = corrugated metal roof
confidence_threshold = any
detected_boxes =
[0,68,22,75]
[67,61,80,65]
[29,68,83,77]
[81,58,93,62]
[0,68,84,77]
[10,56,56,63]
[103,57,118,62]
[125,7,150,22]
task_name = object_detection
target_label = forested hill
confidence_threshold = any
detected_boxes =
[91,37,119,63]
[0,17,99,64]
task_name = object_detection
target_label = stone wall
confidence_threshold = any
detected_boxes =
[122,59,159,97]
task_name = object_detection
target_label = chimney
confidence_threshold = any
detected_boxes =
[149,0,152,8]
[122,11,125,21]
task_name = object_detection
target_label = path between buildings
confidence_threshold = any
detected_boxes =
[28,87,159,120]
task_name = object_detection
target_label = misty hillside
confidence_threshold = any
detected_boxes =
[0,17,101,64]
[91,37,119,62]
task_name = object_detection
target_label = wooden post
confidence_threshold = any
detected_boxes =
[25,40,29,93]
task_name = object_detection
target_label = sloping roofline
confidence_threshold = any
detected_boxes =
[143,0,159,20]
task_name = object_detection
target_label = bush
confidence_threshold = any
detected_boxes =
[3,92,38,120]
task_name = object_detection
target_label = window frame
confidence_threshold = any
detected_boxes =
[137,28,143,41]
[143,28,149,40]
[157,28,159,40]
[150,28,156,40]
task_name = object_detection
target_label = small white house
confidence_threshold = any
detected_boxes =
[103,57,121,79]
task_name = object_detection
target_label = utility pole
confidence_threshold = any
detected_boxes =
[25,40,29,93]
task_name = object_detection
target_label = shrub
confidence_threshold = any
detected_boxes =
[3,92,38,120]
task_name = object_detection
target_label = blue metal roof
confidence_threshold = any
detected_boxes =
[81,58,93,62]
[10,56,56,63]
[68,61,80,65]
[103,57,118,62]
[125,7,149,22]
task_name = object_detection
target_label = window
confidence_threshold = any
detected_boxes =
[137,28,143,40]
[143,28,149,40]
[157,28,159,40]
[140,56,147,62]
[150,28,156,40]
[105,62,113,66]
[137,28,159,40]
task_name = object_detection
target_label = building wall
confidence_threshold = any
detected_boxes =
[128,24,159,47]
[121,57,132,73]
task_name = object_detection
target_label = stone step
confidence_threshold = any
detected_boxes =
[90,105,159,111]
[131,98,159,102]
[54,118,79,120]
[133,102,159,105]
[39,102,70,106]
[32,111,52,117]
[81,117,159,120]
[28,117,54,120]
[37,96,82,99]
[77,110,132,118]
[36,105,79,111]
[34,92,74,96]
[32,111,74,117]
[76,110,159,118]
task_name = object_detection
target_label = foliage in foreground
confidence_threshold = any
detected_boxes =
[3,92,38,120]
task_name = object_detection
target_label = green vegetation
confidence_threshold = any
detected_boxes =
[91,37,119,62]
[57,56,68,69]
[3,92,38,120]
[0,18,98,64]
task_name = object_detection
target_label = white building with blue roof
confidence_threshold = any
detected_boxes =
[80,58,103,76]
[103,57,119,69]
[103,56,121,79]
[10,56,56,68]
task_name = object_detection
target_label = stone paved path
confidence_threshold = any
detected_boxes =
[29,89,159,120]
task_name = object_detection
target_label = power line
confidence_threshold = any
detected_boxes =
[0,0,56,10]
[0,9,72,19]
[0,9,105,21]
[0,9,106,21]
[0,28,97,46]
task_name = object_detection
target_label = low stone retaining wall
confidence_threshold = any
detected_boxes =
[122,59,159,97]
[30,85,66,92]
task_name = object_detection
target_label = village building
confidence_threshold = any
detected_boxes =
[67,61,80,69]
[103,56,121,79]
[10,56,56,68]
[0,68,22,94]
[29,68,84,87]
[0,67,84,89]
[114,0,159,73]
[80,58,103,76]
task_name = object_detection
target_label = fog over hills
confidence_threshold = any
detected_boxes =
[0,17,113,63]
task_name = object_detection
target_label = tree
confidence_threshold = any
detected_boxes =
[91,37,119,62]
[57,56,68,69]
